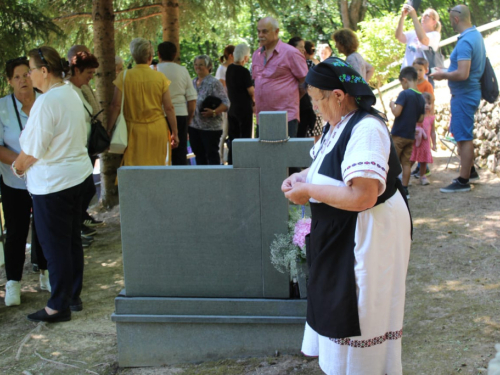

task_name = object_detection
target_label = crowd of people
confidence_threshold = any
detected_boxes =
[0,3,489,373]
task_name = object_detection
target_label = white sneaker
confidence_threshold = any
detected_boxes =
[5,280,21,306]
[40,270,51,293]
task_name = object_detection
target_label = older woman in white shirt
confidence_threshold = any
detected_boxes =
[13,46,93,323]
[0,57,49,307]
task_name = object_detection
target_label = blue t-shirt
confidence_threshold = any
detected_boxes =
[448,26,486,95]
[391,88,425,140]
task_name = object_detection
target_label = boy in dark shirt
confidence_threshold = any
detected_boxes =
[390,66,425,198]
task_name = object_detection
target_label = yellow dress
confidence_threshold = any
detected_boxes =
[113,64,172,166]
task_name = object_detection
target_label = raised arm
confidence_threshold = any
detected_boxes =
[395,6,409,44]
[407,6,430,46]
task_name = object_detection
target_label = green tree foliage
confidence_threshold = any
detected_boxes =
[356,14,408,114]
[0,0,61,96]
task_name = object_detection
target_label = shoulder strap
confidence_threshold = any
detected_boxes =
[11,94,23,132]
[120,70,127,114]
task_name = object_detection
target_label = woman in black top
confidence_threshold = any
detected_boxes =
[225,43,254,165]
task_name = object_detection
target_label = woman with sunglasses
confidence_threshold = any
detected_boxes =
[0,57,50,306]
[13,46,93,322]
[395,5,442,69]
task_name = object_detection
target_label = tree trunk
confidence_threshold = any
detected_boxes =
[93,0,121,209]
[162,0,180,62]
[339,0,351,29]
[339,0,368,30]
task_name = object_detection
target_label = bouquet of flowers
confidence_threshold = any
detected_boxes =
[270,206,311,277]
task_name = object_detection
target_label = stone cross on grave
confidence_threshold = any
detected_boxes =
[233,111,313,297]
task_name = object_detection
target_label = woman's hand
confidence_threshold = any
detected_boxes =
[406,4,417,18]
[401,4,409,16]
[284,182,310,205]
[282,173,306,193]
[201,108,217,118]
[171,133,180,149]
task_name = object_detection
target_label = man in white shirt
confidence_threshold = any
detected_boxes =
[156,42,197,165]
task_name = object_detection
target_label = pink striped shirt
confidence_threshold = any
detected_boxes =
[252,40,308,122]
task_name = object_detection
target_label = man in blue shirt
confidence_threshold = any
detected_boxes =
[431,4,486,193]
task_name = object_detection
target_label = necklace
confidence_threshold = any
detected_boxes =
[47,81,64,92]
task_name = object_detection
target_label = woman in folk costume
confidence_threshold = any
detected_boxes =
[282,57,412,374]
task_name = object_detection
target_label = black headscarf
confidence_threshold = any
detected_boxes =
[305,56,386,121]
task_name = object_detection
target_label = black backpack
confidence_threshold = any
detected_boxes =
[481,57,499,103]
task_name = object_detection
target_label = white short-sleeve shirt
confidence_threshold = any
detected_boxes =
[19,84,93,195]
[156,62,198,116]
[401,30,441,69]
[306,114,391,203]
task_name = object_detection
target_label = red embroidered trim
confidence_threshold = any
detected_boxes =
[329,329,403,348]
[344,161,387,174]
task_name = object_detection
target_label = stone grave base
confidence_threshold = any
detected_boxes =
[111,292,307,367]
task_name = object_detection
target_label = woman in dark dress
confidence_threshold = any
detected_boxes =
[288,37,316,138]
[281,57,411,374]
[225,44,254,165]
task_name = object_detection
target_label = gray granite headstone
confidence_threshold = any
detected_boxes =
[112,111,313,366]
[118,111,312,298]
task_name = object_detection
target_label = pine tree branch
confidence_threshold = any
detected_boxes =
[114,12,162,23]
[53,3,162,21]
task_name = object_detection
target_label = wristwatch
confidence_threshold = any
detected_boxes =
[212,110,216,118]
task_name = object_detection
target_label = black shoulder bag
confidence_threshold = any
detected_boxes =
[84,106,109,156]
[481,57,499,104]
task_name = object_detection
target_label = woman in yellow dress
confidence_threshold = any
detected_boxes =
[107,38,179,166]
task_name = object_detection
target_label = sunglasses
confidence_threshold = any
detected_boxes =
[448,7,461,13]
[6,56,27,69]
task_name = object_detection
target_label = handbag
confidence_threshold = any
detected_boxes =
[481,57,499,103]
[199,95,222,111]
[423,46,445,71]
[109,69,128,154]
[85,107,109,156]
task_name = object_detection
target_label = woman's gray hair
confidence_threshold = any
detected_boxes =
[130,38,153,64]
[194,55,213,72]
[233,44,250,63]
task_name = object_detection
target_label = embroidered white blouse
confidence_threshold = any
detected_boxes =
[306,113,391,203]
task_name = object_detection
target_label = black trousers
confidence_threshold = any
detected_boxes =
[81,155,97,223]
[1,178,46,280]
[32,181,85,311]
[188,126,223,165]
[227,111,253,165]
[172,116,188,165]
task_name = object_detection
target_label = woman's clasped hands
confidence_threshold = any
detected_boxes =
[282,173,310,205]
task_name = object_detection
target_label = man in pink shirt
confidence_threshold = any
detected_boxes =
[252,17,309,137]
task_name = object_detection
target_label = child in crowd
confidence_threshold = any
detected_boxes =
[412,57,435,177]
[390,66,426,199]
[410,92,437,185]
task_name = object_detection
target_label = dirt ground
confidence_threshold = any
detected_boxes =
[0,151,499,375]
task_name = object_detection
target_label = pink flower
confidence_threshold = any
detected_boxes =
[293,218,311,249]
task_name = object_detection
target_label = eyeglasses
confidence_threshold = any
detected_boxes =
[448,7,461,13]
[5,56,27,69]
